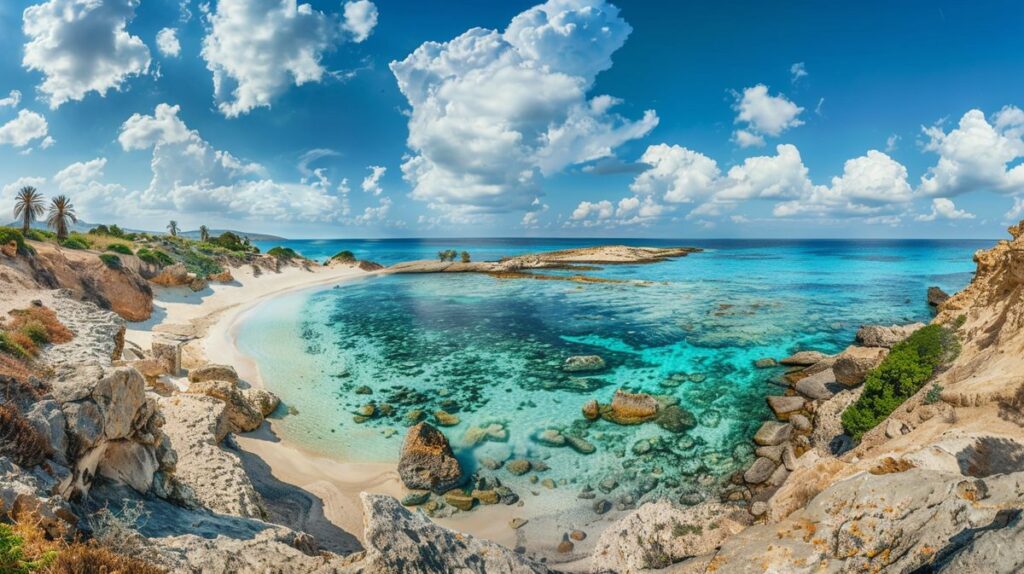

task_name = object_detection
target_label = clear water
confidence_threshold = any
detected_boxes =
[238,238,984,512]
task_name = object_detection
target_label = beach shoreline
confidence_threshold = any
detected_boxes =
[127,260,602,567]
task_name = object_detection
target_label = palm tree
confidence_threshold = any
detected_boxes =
[167,220,179,237]
[46,195,77,241]
[13,186,45,235]
[199,225,210,242]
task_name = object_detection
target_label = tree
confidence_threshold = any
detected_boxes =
[13,186,45,235]
[199,225,210,242]
[460,251,471,263]
[46,195,76,241]
[166,220,179,237]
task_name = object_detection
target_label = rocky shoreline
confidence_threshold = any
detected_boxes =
[4,228,1024,573]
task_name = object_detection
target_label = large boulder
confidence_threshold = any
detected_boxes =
[604,389,660,425]
[352,493,552,573]
[927,286,950,307]
[150,263,192,287]
[185,380,270,433]
[188,363,240,384]
[753,421,792,446]
[794,368,837,400]
[832,345,888,387]
[855,323,925,348]
[397,422,463,493]
[593,500,749,573]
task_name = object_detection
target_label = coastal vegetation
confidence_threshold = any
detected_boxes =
[437,249,458,262]
[267,246,300,260]
[13,187,45,235]
[842,324,959,439]
[0,517,164,574]
[461,250,471,263]
[45,196,76,242]
[330,250,356,263]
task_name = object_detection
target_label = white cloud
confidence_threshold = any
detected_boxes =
[52,158,126,219]
[361,165,386,195]
[571,200,613,221]
[22,0,150,109]
[522,199,549,227]
[342,0,378,43]
[915,198,975,221]
[390,0,657,216]
[1006,196,1024,222]
[790,62,807,82]
[201,0,338,117]
[0,110,51,148]
[157,28,181,58]
[732,84,804,145]
[885,134,900,152]
[630,144,720,203]
[0,91,22,108]
[110,103,344,222]
[918,107,1024,197]
[620,143,915,223]
[356,196,391,223]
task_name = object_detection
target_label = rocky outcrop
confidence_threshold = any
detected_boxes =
[855,322,925,348]
[685,466,1024,573]
[928,285,950,307]
[157,394,265,518]
[346,493,553,573]
[188,363,240,384]
[832,345,888,386]
[184,379,278,434]
[397,422,463,493]
[593,500,749,572]
[562,355,606,372]
[150,263,192,287]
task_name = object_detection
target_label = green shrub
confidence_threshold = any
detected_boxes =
[208,232,253,253]
[924,383,944,405]
[842,325,958,440]
[331,250,356,263]
[19,321,49,345]
[24,229,54,242]
[0,227,27,252]
[0,523,54,573]
[267,246,299,260]
[460,251,471,263]
[0,332,31,360]
[106,243,133,255]
[60,237,89,250]
[136,248,174,267]
[98,254,122,269]
[176,249,222,278]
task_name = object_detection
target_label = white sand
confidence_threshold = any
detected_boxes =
[129,260,603,568]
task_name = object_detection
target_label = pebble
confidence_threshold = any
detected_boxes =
[509,518,529,529]
[570,530,587,541]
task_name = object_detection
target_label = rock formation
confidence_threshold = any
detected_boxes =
[397,422,463,493]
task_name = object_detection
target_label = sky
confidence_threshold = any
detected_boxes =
[0,0,1023,239]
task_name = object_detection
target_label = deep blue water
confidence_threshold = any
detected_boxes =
[239,238,985,519]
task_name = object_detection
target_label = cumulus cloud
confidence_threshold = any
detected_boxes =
[915,198,975,221]
[361,165,386,195]
[390,0,657,216]
[110,103,345,222]
[342,0,378,43]
[571,200,613,221]
[22,0,150,108]
[612,143,914,224]
[202,0,337,117]
[1006,196,1024,222]
[0,110,51,148]
[522,199,549,227]
[918,107,1024,197]
[732,84,803,146]
[157,28,181,57]
[0,91,22,108]
[52,158,127,218]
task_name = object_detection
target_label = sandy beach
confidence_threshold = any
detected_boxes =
[125,260,602,567]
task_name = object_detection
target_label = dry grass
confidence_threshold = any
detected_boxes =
[6,307,74,346]
[0,305,70,402]
[4,513,165,574]
[0,403,51,467]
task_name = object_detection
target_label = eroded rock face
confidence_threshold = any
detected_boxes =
[351,493,552,573]
[701,468,1024,573]
[833,345,888,387]
[157,394,264,518]
[593,500,749,573]
[184,379,271,433]
[856,323,925,348]
[150,263,192,287]
[397,422,463,493]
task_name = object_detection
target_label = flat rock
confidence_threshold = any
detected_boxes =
[766,395,804,419]
[744,457,777,484]
[779,351,828,366]
[794,368,837,400]
[604,389,659,425]
[855,323,925,348]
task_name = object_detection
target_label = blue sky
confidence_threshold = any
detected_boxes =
[0,0,1022,238]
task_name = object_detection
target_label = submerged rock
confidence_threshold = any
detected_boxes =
[397,422,463,493]
[655,404,697,433]
[603,389,660,425]
[581,399,600,420]
[563,355,606,372]
[565,434,596,454]
[780,351,828,366]
[754,358,777,368]
[433,410,460,427]
[506,459,532,476]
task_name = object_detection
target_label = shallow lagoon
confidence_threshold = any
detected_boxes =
[238,239,985,514]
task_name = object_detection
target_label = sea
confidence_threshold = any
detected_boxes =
[238,238,986,517]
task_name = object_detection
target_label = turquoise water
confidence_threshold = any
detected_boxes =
[238,239,984,512]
